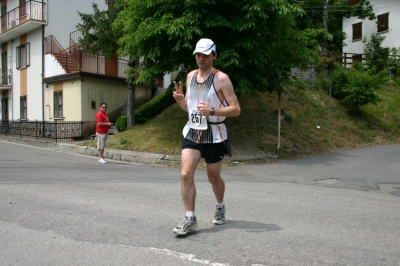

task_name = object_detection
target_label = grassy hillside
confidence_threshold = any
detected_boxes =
[84,80,400,160]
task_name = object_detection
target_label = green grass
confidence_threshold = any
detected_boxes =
[82,80,400,160]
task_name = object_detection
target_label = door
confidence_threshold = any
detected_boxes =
[19,0,26,18]
[1,50,7,85]
[1,5,6,32]
[1,97,8,133]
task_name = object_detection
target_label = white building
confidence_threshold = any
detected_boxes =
[0,0,169,138]
[342,0,400,64]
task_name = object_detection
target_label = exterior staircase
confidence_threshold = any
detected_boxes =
[52,51,80,73]
[45,36,80,74]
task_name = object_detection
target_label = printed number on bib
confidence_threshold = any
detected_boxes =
[188,110,207,130]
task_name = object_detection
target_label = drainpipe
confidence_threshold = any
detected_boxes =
[10,39,13,121]
[42,24,45,137]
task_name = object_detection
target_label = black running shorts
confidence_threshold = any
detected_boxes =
[182,138,231,164]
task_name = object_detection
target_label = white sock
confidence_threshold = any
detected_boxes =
[186,211,194,218]
[216,202,225,209]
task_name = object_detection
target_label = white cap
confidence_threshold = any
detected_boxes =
[193,38,216,55]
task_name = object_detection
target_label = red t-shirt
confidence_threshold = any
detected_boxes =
[95,110,110,134]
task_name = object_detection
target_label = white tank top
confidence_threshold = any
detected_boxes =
[182,69,228,143]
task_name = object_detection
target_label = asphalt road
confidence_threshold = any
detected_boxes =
[0,140,399,266]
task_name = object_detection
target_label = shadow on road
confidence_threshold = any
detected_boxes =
[175,220,281,238]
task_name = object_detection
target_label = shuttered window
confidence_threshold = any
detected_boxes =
[352,22,362,40]
[16,42,30,69]
[347,0,360,5]
[352,54,362,64]
[377,13,389,33]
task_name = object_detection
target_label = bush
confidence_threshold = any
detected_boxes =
[330,65,348,98]
[115,115,128,132]
[114,83,179,130]
[134,84,176,124]
[340,67,390,113]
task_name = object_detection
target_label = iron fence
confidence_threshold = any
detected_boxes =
[0,120,83,142]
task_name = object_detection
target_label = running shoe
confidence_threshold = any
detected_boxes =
[213,206,225,225]
[173,216,198,235]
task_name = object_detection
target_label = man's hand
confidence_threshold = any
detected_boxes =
[197,102,212,116]
[173,81,185,103]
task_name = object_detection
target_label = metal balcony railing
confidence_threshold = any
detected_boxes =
[0,68,12,86]
[0,0,46,34]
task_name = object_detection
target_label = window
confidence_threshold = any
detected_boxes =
[20,96,27,119]
[54,91,63,118]
[352,54,362,65]
[352,22,362,40]
[16,42,30,69]
[347,0,360,5]
[19,0,27,17]
[377,13,389,33]
[1,5,6,32]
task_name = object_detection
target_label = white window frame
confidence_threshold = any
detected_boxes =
[20,96,27,119]
[53,91,63,118]
[16,42,30,69]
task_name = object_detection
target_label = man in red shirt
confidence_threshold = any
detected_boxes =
[95,102,113,164]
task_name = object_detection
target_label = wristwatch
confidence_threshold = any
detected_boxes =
[210,107,215,116]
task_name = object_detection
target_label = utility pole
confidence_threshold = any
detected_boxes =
[322,0,329,56]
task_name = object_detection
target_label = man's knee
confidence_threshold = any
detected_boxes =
[208,174,223,185]
[181,170,195,183]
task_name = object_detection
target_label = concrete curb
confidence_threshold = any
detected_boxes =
[0,136,271,164]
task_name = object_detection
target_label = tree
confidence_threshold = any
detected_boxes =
[77,3,120,58]
[363,33,388,75]
[77,3,136,128]
[113,0,330,96]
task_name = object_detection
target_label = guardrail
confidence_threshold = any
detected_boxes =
[0,120,83,142]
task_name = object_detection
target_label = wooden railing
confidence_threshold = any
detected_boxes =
[341,52,364,67]
[341,52,399,67]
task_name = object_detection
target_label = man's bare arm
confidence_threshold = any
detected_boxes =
[213,72,241,117]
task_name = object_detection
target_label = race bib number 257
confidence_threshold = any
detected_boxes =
[188,110,207,130]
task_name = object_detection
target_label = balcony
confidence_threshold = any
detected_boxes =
[0,0,47,43]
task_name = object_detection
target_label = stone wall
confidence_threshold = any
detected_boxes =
[291,66,329,80]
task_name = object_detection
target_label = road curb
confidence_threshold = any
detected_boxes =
[0,136,271,164]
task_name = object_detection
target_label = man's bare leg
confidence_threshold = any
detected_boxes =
[173,148,201,235]
[206,160,225,203]
[180,148,201,212]
[207,160,226,224]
